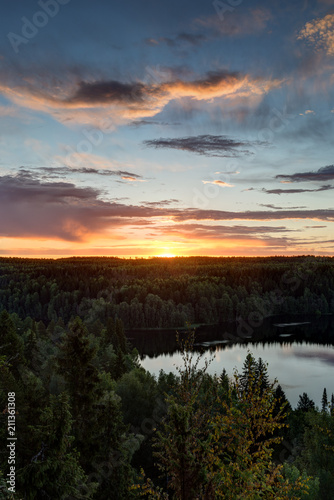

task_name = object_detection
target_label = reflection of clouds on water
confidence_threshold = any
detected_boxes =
[141,341,334,408]
[292,348,334,367]
[280,383,302,389]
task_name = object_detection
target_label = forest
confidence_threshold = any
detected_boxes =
[0,256,334,498]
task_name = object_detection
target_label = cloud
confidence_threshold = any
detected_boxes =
[130,119,180,127]
[173,208,334,222]
[155,223,303,249]
[143,134,264,157]
[68,80,149,105]
[0,172,152,241]
[304,225,327,228]
[120,176,146,182]
[1,172,334,243]
[276,164,334,182]
[0,105,19,118]
[141,199,180,206]
[160,223,296,237]
[0,68,283,127]
[297,14,334,55]
[145,33,208,48]
[202,180,234,187]
[32,166,144,180]
[262,185,334,195]
[259,204,308,210]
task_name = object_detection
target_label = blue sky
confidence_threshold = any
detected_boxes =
[1,0,334,257]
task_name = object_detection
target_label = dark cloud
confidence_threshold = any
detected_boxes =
[67,80,152,105]
[143,134,264,157]
[0,67,281,128]
[1,172,334,242]
[262,185,334,195]
[67,70,243,107]
[36,166,143,179]
[0,172,151,241]
[163,223,296,236]
[259,204,308,210]
[141,199,180,206]
[145,33,208,48]
[276,165,334,183]
[0,171,99,204]
[130,119,180,127]
[304,225,327,228]
[173,208,334,222]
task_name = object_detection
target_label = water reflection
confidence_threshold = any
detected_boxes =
[128,315,334,408]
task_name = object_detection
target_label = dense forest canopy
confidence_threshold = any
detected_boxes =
[1,256,334,498]
[0,256,333,329]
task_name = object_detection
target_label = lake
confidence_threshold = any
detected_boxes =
[129,314,334,409]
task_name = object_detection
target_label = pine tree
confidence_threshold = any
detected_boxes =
[321,388,328,413]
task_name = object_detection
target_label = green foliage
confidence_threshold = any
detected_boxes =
[297,393,315,412]
[282,464,319,499]
[140,336,310,499]
[0,310,25,373]
[1,256,333,328]
[18,392,97,499]
[295,410,334,499]
[0,257,334,497]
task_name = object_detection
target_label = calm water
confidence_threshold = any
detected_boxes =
[129,315,334,408]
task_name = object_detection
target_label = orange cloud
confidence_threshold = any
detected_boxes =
[0,70,283,128]
[297,14,334,55]
[202,180,234,187]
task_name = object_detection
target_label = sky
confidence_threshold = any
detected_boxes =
[1,0,334,258]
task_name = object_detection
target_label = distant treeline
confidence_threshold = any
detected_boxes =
[0,256,333,329]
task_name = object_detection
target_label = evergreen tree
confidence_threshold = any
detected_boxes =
[239,352,258,395]
[256,356,270,394]
[140,338,310,499]
[115,318,127,354]
[56,317,102,467]
[18,393,97,499]
[321,387,328,413]
[297,392,315,412]
[219,367,229,394]
[0,310,25,374]
[295,410,334,499]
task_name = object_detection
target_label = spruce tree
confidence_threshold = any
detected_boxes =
[56,317,102,467]
[297,392,315,412]
[18,393,97,499]
[321,387,328,413]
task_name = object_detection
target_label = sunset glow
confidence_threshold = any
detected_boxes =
[1,1,334,257]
